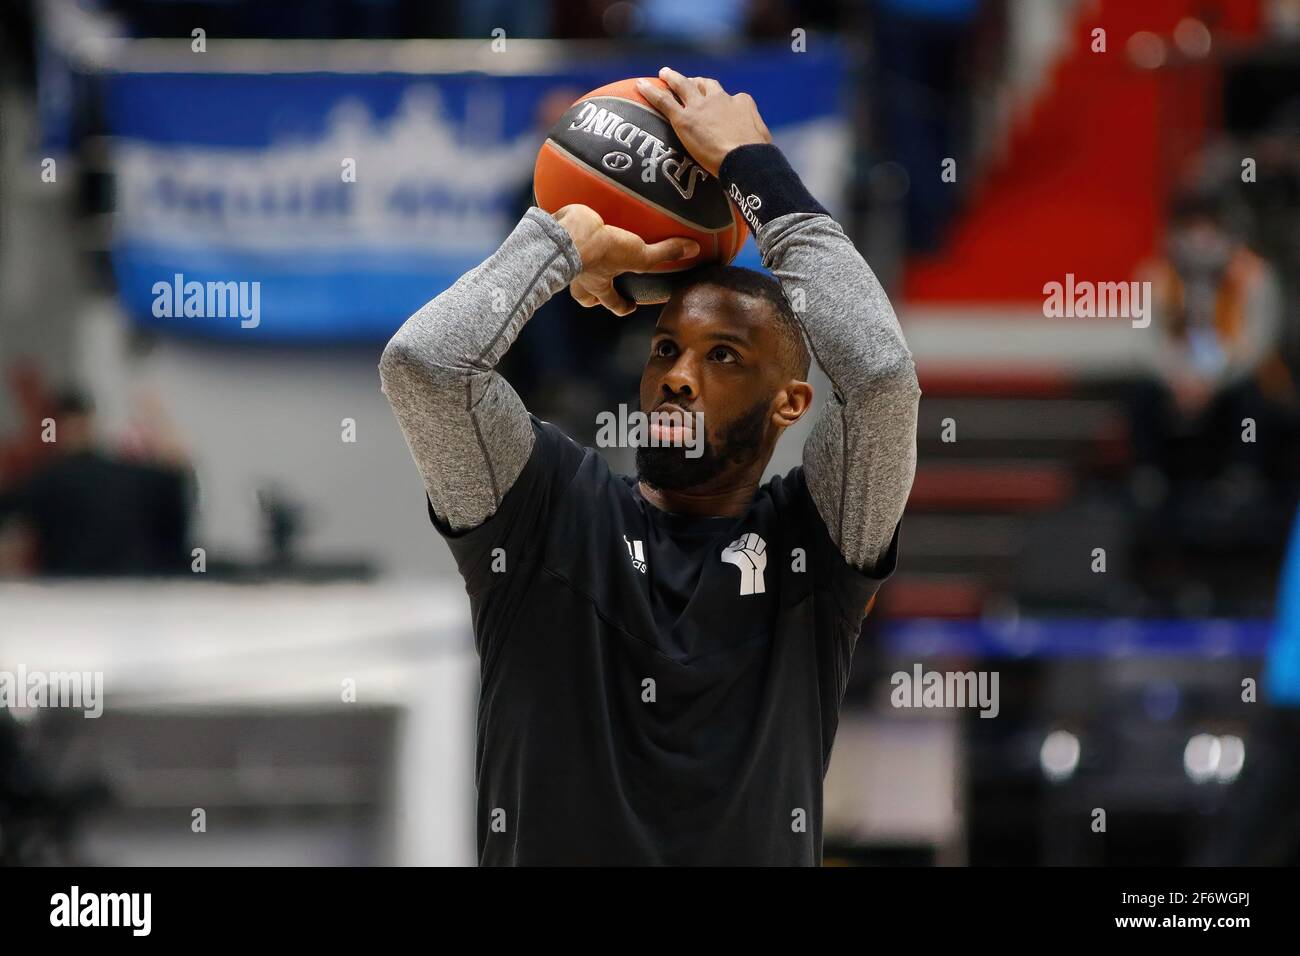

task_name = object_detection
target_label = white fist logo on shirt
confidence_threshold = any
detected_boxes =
[721,532,768,596]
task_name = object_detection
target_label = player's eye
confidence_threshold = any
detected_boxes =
[652,339,677,358]
[709,346,738,364]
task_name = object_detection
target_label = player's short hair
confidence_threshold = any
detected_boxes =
[679,265,812,380]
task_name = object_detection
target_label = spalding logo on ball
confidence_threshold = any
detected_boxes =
[533,77,748,304]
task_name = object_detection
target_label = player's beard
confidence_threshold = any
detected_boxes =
[636,397,769,492]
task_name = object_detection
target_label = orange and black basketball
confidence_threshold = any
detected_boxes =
[533,77,748,304]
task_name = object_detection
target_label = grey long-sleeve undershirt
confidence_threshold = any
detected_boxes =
[379,206,919,571]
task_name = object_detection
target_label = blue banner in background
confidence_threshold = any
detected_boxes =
[105,46,849,341]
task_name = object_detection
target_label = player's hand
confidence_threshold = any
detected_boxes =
[636,68,772,178]
[553,204,698,316]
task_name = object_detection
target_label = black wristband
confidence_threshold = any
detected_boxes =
[718,143,827,231]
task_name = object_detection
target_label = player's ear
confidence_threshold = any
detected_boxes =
[774,380,813,429]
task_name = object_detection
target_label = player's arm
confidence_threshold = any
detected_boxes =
[379,205,696,532]
[642,69,921,574]
[744,170,919,575]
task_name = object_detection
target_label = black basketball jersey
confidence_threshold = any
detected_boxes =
[432,417,897,865]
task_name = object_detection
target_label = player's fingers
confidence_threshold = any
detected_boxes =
[596,283,635,317]
[570,284,599,308]
[701,77,726,95]
[658,67,698,105]
[640,236,700,269]
[636,79,682,118]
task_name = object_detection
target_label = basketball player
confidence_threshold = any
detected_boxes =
[380,68,920,865]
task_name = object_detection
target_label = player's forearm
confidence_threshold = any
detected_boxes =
[379,207,582,530]
[381,207,580,385]
[720,144,920,571]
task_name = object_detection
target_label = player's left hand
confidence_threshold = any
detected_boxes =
[554,204,699,316]
[636,68,772,177]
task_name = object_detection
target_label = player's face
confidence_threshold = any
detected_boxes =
[635,285,787,490]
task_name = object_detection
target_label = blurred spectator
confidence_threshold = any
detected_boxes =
[0,389,194,576]
[0,709,110,865]
[0,362,56,485]
[1130,191,1292,494]
[1195,125,1300,337]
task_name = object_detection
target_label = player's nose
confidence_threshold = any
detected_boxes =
[660,360,697,399]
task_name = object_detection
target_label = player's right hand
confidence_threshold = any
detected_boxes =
[552,204,698,317]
